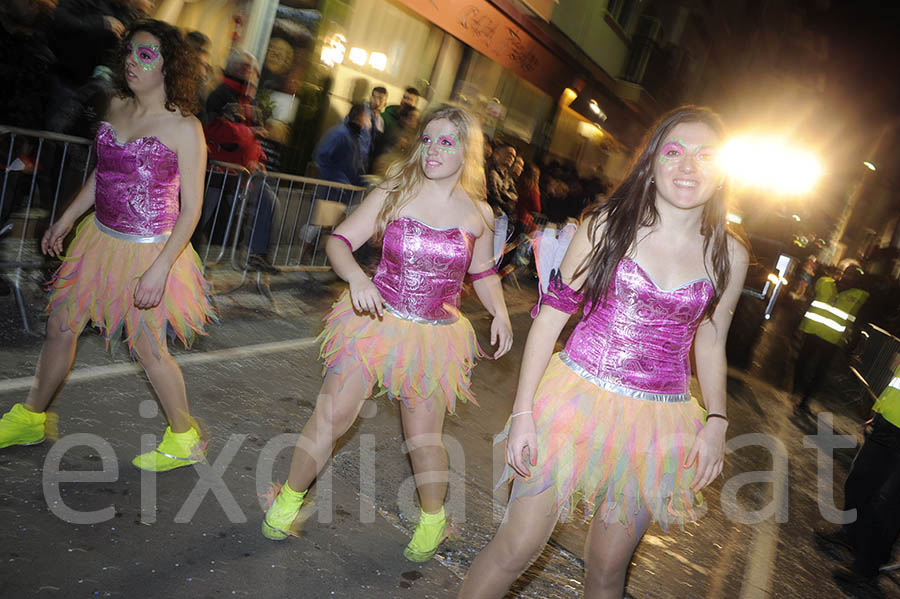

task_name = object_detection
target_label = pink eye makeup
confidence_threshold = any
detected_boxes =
[658,139,717,165]
[127,42,161,72]
[420,134,459,153]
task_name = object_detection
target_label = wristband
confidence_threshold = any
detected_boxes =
[470,265,498,281]
[707,413,728,423]
[511,410,532,418]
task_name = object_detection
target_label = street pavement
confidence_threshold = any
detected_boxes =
[0,266,898,598]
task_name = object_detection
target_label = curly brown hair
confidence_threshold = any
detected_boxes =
[114,19,200,115]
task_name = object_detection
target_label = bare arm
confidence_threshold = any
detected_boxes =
[42,169,98,257]
[506,218,594,476]
[325,186,387,316]
[686,236,750,490]
[133,118,207,309]
[469,202,512,358]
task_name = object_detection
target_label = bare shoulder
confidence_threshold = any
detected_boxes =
[726,232,751,268]
[164,112,204,155]
[473,199,494,237]
[104,95,129,123]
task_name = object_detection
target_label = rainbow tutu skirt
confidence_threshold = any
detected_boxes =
[317,290,484,412]
[496,353,707,530]
[46,216,215,351]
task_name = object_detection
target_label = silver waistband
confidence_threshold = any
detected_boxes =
[95,216,171,243]
[558,351,692,403]
[383,302,458,325]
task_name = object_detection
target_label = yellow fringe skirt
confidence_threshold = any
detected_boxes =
[496,353,707,530]
[46,216,215,351]
[317,290,485,412]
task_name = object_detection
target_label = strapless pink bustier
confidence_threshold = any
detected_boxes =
[93,122,180,236]
[373,217,475,323]
[562,257,714,401]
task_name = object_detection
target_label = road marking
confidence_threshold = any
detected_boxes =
[0,337,319,394]
[738,394,790,598]
[0,302,536,396]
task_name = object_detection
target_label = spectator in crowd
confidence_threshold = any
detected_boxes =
[46,0,150,133]
[206,49,260,125]
[511,156,525,181]
[201,50,278,274]
[382,86,420,147]
[372,104,420,170]
[313,104,371,186]
[0,0,56,130]
[184,30,212,122]
[486,143,518,219]
[540,171,571,225]
[515,162,541,235]
[360,86,387,171]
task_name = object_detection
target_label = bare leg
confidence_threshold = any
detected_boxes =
[458,485,560,598]
[399,397,447,513]
[583,505,652,599]
[286,368,369,492]
[131,330,191,433]
[24,310,81,412]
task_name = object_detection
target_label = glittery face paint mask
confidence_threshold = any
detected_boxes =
[421,133,459,154]
[658,139,717,167]
[127,42,162,72]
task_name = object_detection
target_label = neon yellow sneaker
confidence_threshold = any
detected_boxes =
[403,507,446,562]
[262,482,307,540]
[131,426,204,472]
[0,404,46,449]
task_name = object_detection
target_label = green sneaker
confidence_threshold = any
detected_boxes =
[132,426,204,472]
[403,507,446,562]
[262,482,307,540]
[0,404,46,449]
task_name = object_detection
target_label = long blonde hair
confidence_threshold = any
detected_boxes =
[374,104,487,238]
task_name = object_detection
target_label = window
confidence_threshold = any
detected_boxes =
[607,0,637,30]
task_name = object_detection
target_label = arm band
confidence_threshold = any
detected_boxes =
[330,233,353,252]
[530,274,583,318]
[470,265,499,281]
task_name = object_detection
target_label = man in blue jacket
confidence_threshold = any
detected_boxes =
[313,104,370,186]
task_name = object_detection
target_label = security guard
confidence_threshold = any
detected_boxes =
[815,362,900,588]
[793,265,869,413]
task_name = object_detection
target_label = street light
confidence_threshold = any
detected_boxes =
[863,161,876,171]
[719,136,823,196]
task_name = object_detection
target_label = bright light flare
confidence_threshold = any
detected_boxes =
[348,47,368,66]
[368,52,387,71]
[719,137,823,196]
[863,161,876,171]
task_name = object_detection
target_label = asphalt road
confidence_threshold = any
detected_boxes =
[0,270,897,598]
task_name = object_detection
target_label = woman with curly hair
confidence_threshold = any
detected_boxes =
[460,106,749,598]
[262,104,513,562]
[0,19,214,472]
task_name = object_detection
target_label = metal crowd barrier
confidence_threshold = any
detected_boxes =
[849,323,900,401]
[0,124,367,333]
[224,169,365,274]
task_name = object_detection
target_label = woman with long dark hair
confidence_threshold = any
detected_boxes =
[0,19,213,471]
[460,106,749,598]
[262,104,513,563]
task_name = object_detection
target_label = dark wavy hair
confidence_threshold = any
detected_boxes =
[114,19,200,115]
[578,105,744,319]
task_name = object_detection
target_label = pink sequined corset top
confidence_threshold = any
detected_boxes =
[562,257,715,401]
[373,217,475,323]
[93,122,180,236]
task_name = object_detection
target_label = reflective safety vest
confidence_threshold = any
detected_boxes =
[798,277,869,345]
[872,364,900,429]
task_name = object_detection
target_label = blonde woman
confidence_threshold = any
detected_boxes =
[262,105,513,562]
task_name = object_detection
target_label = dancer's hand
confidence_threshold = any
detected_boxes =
[134,262,169,309]
[490,315,513,359]
[348,274,384,317]
[41,219,73,257]
[686,417,727,491]
[104,16,125,36]
[506,412,537,478]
